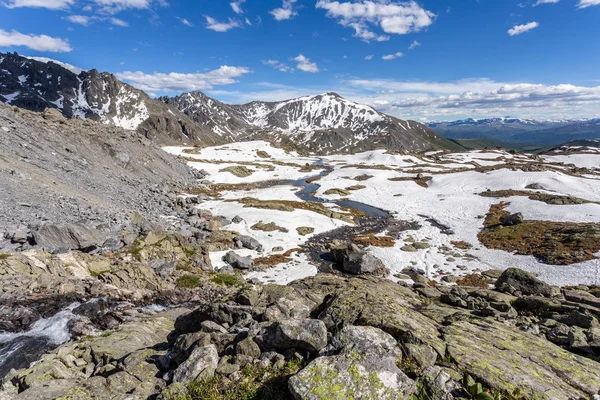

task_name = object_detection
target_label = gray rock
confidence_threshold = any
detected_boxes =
[172,344,219,383]
[232,216,243,224]
[495,268,552,297]
[499,212,524,226]
[258,319,328,355]
[418,366,461,400]
[234,235,264,252]
[289,353,416,399]
[236,338,262,359]
[30,222,106,253]
[149,260,176,279]
[404,343,438,369]
[200,320,228,334]
[330,325,402,359]
[342,251,388,276]
[223,251,253,270]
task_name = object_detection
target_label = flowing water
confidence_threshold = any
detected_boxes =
[0,303,80,378]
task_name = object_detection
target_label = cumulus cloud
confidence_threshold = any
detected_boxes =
[316,0,435,42]
[177,17,193,26]
[205,16,241,32]
[0,29,72,52]
[408,40,420,49]
[3,0,73,9]
[293,54,319,73]
[65,15,91,25]
[533,0,559,6]
[344,78,600,120]
[116,65,251,93]
[230,0,245,14]
[577,0,600,7]
[508,21,539,36]
[270,0,298,21]
[382,51,403,60]
[263,59,294,72]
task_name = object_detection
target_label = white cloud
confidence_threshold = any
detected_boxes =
[110,17,128,26]
[177,17,193,27]
[293,54,319,73]
[0,29,71,52]
[65,15,128,27]
[508,21,539,36]
[316,0,435,42]
[343,78,600,120]
[408,40,421,49]
[270,0,298,21]
[65,15,91,25]
[205,16,241,32]
[263,59,294,72]
[365,54,374,60]
[533,0,559,6]
[382,51,403,60]
[230,0,245,14]
[92,0,152,13]
[577,0,600,7]
[3,0,73,9]
[116,65,251,93]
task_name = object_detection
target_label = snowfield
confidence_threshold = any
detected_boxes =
[166,141,600,287]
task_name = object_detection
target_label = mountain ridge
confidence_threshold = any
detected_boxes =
[0,52,458,154]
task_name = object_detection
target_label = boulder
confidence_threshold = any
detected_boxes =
[258,319,328,355]
[149,260,176,279]
[223,251,253,270]
[445,318,600,398]
[289,353,416,399]
[41,108,66,123]
[495,268,552,297]
[234,235,263,252]
[330,325,402,359]
[30,222,106,253]
[499,213,524,226]
[172,344,219,383]
[331,244,388,276]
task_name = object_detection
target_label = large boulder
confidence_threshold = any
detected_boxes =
[257,319,328,355]
[495,268,552,297]
[222,251,253,270]
[172,344,219,383]
[289,327,415,399]
[499,213,524,226]
[30,222,106,253]
[445,318,600,398]
[234,235,263,252]
[330,244,388,276]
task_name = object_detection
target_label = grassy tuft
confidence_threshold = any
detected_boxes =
[176,274,202,289]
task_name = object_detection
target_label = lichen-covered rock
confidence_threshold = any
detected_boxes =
[288,352,416,400]
[330,325,402,359]
[445,318,600,398]
[495,268,552,297]
[172,344,219,383]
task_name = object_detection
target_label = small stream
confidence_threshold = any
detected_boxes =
[259,162,391,219]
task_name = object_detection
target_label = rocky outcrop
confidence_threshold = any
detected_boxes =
[3,270,600,400]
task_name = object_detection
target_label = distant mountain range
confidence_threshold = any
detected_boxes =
[429,117,600,145]
[0,52,457,155]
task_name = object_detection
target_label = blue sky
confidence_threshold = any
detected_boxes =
[1,0,599,121]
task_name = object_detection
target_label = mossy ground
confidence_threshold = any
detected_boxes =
[479,203,600,265]
[353,233,395,247]
[176,274,202,289]
[166,359,304,400]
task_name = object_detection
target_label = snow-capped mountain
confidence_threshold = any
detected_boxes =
[428,116,600,145]
[0,52,223,147]
[162,91,458,154]
[0,51,456,154]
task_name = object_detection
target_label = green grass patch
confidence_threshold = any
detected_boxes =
[211,273,244,287]
[166,358,305,400]
[176,274,202,289]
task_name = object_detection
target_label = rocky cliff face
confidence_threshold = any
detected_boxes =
[0,52,220,146]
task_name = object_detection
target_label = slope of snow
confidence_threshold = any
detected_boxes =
[24,56,85,75]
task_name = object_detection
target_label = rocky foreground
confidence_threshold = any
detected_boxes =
[2,228,600,400]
